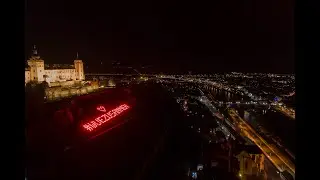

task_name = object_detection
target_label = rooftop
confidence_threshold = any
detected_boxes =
[45,64,75,70]
[235,144,262,155]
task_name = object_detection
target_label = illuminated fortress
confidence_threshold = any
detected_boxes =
[25,46,85,85]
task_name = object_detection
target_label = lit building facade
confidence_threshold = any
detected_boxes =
[236,145,265,180]
[25,46,85,85]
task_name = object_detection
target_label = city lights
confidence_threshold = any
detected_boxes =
[83,104,130,132]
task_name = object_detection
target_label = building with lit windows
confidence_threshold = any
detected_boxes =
[25,46,85,86]
[236,145,265,180]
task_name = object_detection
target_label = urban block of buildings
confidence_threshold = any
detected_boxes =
[25,46,85,85]
[236,145,266,180]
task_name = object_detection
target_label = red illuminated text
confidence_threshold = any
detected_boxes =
[83,104,130,132]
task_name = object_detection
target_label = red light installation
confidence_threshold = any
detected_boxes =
[83,104,130,132]
[96,106,106,112]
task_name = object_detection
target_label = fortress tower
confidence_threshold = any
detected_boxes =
[74,52,85,80]
[27,45,45,82]
[25,47,86,85]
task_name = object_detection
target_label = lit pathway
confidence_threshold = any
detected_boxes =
[273,105,295,120]
[228,109,295,178]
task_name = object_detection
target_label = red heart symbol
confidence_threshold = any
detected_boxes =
[96,106,106,112]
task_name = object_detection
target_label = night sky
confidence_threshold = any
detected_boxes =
[25,0,294,74]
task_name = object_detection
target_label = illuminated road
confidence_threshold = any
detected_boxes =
[228,109,295,178]
[273,105,295,120]
[197,95,236,140]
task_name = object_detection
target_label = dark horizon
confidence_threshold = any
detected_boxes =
[25,0,294,74]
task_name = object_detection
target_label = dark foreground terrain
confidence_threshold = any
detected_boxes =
[26,82,195,180]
